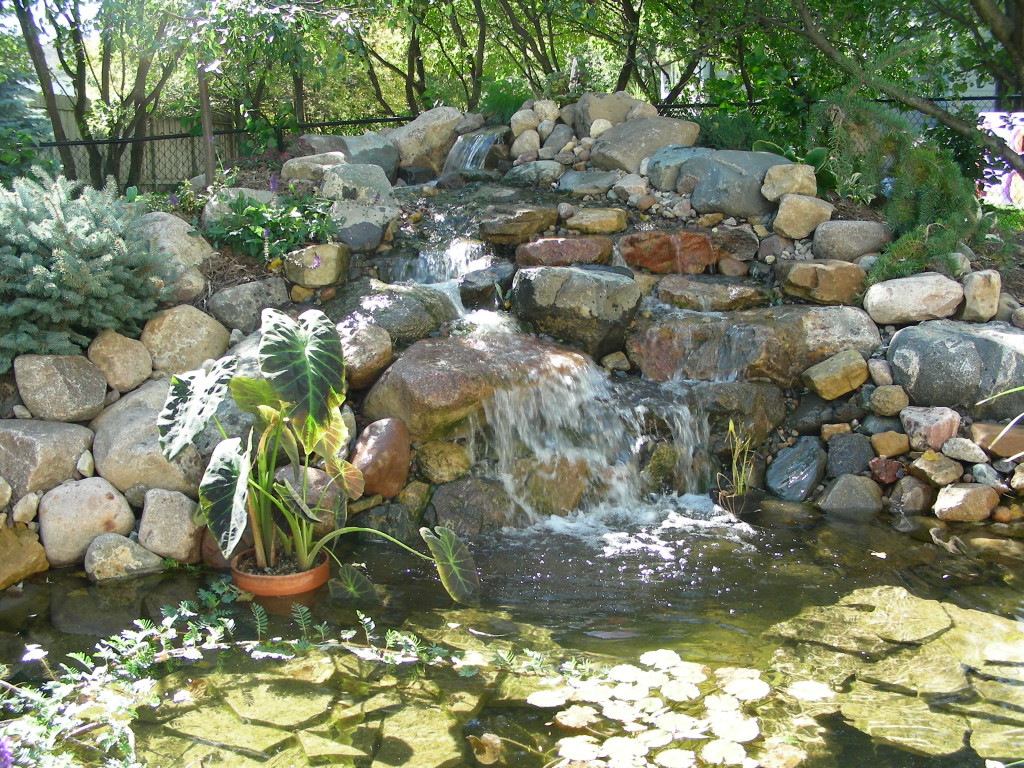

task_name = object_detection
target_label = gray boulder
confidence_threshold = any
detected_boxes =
[590,117,700,173]
[430,477,523,534]
[135,211,213,303]
[766,437,827,501]
[543,124,575,151]
[888,320,1024,419]
[321,163,394,204]
[557,170,622,196]
[322,278,459,345]
[0,420,93,501]
[647,146,714,191]
[388,106,463,173]
[299,134,400,182]
[329,201,401,253]
[280,151,348,182]
[815,474,884,519]
[38,478,134,567]
[812,220,893,261]
[13,354,107,422]
[680,150,791,219]
[208,278,289,333]
[502,161,566,187]
[826,432,876,478]
[84,533,164,581]
[510,267,642,358]
[138,488,203,564]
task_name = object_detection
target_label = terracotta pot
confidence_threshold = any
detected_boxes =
[229,550,329,597]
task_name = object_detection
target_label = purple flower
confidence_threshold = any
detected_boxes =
[269,175,278,194]
[311,255,322,269]
[168,193,179,207]
[0,735,13,768]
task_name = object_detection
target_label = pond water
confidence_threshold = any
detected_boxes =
[2,185,1020,766]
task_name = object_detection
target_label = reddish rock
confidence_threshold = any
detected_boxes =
[515,236,613,267]
[869,456,902,484]
[619,231,718,274]
[349,418,412,499]
[970,422,1024,459]
[716,256,749,277]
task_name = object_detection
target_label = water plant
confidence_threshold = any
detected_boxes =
[158,307,480,605]
[714,420,761,516]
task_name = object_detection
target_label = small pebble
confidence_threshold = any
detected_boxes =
[12,405,31,419]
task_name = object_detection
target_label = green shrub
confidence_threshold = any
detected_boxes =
[0,171,169,373]
[691,111,781,151]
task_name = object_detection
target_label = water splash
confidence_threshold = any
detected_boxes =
[469,356,711,523]
[441,125,509,175]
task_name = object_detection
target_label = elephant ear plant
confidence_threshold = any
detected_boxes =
[157,308,480,606]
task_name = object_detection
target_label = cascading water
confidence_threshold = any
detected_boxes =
[467,355,712,522]
[440,125,509,177]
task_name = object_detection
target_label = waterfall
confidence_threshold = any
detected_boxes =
[441,125,509,176]
[468,358,710,522]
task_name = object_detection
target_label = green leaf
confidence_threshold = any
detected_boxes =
[276,478,321,524]
[752,139,785,155]
[329,564,380,604]
[419,527,480,606]
[158,356,237,460]
[230,377,277,414]
[326,458,364,501]
[258,308,346,448]
[199,437,251,559]
[311,408,351,462]
[802,146,830,170]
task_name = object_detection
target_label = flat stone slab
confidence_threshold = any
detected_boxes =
[163,707,293,756]
[219,678,334,728]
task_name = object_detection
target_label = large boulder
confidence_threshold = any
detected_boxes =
[0,527,48,590]
[502,160,566,186]
[516,237,613,267]
[349,418,411,499]
[92,407,202,502]
[510,267,642,357]
[812,220,893,261]
[363,334,589,441]
[328,200,401,253]
[679,150,791,219]
[13,354,107,422]
[646,146,714,192]
[321,163,394,204]
[135,211,213,302]
[626,304,881,386]
[619,230,718,274]
[778,260,867,306]
[138,488,203,564]
[863,273,964,325]
[887,320,1024,419]
[140,305,230,375]
[590,117,700,173]
[388,106,463,173]
[87,330,153,393]
[658,275,772,312]
[207,278,290,333]
[38,477,135,567]
[322,279,458,345]
[573,92,657,138]
[280,151,348,182]
[337,320,393,390]
[478,204,558,244]
[556,170,622,196]
[298,134,401,182]
[84,533,164,581]
[0,420,93,501]
[430,477,520,534]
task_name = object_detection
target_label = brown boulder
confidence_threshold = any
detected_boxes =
[778,260,867,306]
[363,334,589,442]
[619,231,718,274]
[515,236,613,267]
[349,418,411,499]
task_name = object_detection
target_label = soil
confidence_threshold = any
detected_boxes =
[232,551,321,576]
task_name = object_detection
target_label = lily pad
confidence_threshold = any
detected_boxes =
[700,739,746,765]
[554,704,600,730]
[654,748,696,767]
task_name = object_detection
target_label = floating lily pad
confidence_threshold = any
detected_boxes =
[839,681,968,757]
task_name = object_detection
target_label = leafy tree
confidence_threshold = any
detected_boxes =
[0,33,51,187]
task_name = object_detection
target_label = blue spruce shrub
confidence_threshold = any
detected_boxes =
[0,171,171,373]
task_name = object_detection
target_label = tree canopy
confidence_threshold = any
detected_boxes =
[0,0,1021,181]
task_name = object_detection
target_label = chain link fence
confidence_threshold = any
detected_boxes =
[30,116,413,194]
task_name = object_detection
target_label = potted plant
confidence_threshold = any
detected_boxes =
[714,419,765,516]
[158,308,479,604]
